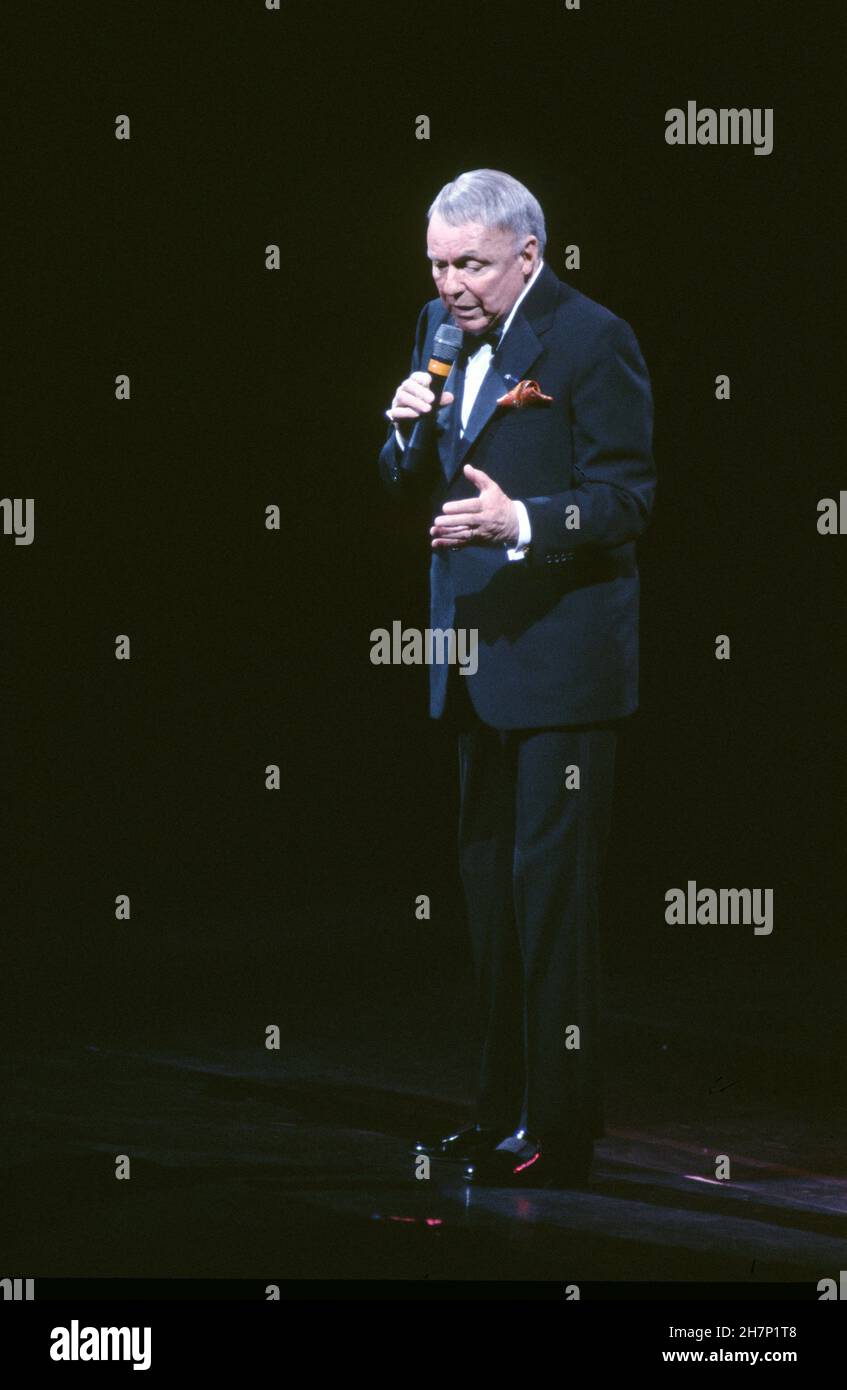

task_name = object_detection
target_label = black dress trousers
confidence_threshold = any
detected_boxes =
[444,667,619,1144]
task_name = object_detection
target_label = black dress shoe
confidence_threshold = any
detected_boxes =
[413,1123,502,1162]
[467,1131,593,1188]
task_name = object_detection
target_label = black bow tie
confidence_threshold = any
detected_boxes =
[461,326,502,358]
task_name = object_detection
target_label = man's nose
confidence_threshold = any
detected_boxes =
[443,269,467,299]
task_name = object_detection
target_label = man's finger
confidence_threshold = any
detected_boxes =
[402,384,435,404]
[432,513,482,529]
[464,463,492,489]
[440,497,482,514]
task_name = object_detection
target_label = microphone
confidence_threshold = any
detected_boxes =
[400,323,463,476]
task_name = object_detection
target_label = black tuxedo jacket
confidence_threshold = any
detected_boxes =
[378,263,656,728]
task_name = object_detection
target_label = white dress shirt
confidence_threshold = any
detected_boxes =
[390,260,544,560]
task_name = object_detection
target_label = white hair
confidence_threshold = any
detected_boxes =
[427,168,547,257]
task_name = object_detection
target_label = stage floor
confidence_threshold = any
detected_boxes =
[4,1010,845,1288]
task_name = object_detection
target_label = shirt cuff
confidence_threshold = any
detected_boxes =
[385,408,406,451]
[506,499,532,561]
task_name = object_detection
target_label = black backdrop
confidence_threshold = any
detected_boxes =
[5,2,844,1089]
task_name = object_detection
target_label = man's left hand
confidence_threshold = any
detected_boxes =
[430,464,519,550]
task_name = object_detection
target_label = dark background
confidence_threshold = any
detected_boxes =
[4,0,844,1088]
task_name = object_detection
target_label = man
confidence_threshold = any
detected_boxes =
[378,169,656,1187]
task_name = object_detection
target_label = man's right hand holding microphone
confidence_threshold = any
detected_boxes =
[388,371,454,435]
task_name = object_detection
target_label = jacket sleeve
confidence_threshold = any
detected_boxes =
[377,302,432,497]
[523,315,656,566]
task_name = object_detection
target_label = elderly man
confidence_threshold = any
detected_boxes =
[378,169,656,1187]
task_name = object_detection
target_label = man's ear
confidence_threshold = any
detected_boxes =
[519,235,539,273]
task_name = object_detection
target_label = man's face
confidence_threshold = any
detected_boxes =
[426,214,539,336]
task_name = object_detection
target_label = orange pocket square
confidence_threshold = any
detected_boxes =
[496,379,554,408]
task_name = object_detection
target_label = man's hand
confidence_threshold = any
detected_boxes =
[389,370,454,433]
[431,464,519,550]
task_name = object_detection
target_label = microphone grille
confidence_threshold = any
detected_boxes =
[432,323,463,363]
